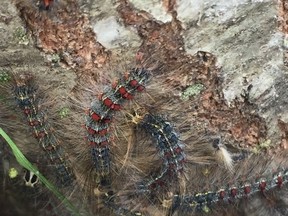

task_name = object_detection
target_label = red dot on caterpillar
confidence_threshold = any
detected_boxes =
[90,140,109,147]
[129,79,138,87]
[243,183,252,195]
[28,119,41,126]
[103,98,113,107]
[164,152,172,158]
[275,173,283,188]
[98,128,108,136]
[111,103,121,111]
[44,145,54,151]
[86,126,108,136]
[100,141,109,147]
[230,187,238,198]
[102,97,122,110]
[87,127,96,135]
[88,108,112,122]
[103,118,112,123]
[123,92,133,100]
[23,107,37,115]
[174,146,183,154]
[89,109,101,121]
[259,179,267,192]
[33,128,48,139]
[41,0,54,10]
[136,85,145,92]
[23,108,31,115]
[118,86,133,100]
[218,189,226,199]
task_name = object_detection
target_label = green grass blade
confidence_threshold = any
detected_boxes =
[0,127,80,216]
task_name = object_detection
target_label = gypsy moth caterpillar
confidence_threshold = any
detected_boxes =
[12,73,75,186]
[49,62,154,215]
[84,68,150,178]
[136,114,186,193]
[169,153,288,216]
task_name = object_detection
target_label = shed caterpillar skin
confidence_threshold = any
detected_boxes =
[12,74,75,186]
[85,68,150,177]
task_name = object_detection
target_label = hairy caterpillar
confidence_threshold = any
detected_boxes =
[0,71,76,189]
[136,114,186,193]
[12,73,75,186]
[166,152,288,216]
[85,68,150,177]
[171,170,287,213]
[136,114,248,194]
